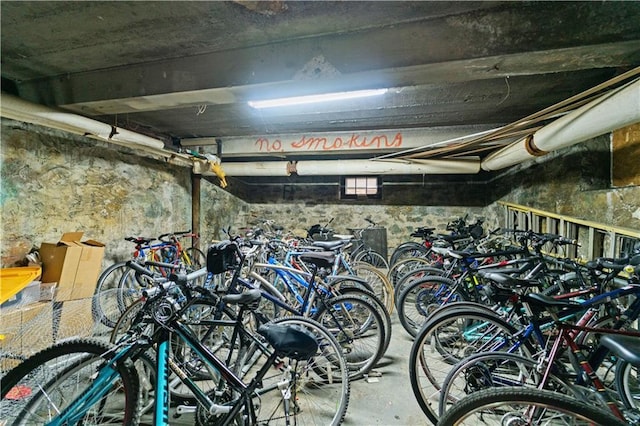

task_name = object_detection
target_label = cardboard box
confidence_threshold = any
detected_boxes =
[40,232,105,301]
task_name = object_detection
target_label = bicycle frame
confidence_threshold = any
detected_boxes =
[46,291,283,426]
[457,284,640,356]
[246,259,350,319]
[537,321,640,421]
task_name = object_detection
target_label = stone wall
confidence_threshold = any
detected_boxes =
[200,178,250,244]
[0,120,240,267]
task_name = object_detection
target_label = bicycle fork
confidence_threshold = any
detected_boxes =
[47,350,133,426]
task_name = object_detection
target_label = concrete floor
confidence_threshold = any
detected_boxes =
[140,311,430,425]
[340,311,429,426]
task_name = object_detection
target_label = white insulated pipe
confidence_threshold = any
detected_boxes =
[0,93,166,150]
[216,158,480,177]
[481,79,640,171]
[220,161,295,177]
[295,158,480,175]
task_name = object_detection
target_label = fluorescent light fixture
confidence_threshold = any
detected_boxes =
[248,88,388,109]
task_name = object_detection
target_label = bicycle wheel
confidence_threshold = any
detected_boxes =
[92,261,129,328]
[409,306,529,422]
[615,359,640,410]
[183,246,206,268]
[271,316,350,425]
[396,275,463,337]
[313,294,387,379]
[196,315,350,426]
[438,386,627,426]
[437,352,577,424]
[389,242,426,266]
[388,256,439,289]
[393,265,446,304]
[116,265,152,316]
[351,261,395,314]
[332,285,392,357]
[0,338,140,425]
[352,249,389,271]
[182,247,207,286]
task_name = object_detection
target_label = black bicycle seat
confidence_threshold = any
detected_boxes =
[299,251,335,269]
[258,323,319,361]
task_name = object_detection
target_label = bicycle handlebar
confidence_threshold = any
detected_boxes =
[158,230,193,242]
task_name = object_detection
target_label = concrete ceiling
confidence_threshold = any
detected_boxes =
[2,1,640,190]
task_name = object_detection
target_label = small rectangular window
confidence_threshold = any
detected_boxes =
[341,176,381,199]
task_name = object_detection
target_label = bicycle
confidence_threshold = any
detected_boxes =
[239,242,390,379]
[438,284,640,425]
[412,255,640,424]
[346,218,389,270]
[395,232,576,337]
[92,231,206,328]
[117,231,207,311]
[281,236,394,314]
[0,250,350,425]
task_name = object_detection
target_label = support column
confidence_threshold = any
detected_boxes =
[191,173,201,250]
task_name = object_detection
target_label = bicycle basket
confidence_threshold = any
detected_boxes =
[207,241,240,274]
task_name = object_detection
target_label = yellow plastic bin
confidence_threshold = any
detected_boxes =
[0,266,42,307]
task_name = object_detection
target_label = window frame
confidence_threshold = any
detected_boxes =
[340,176,382,199]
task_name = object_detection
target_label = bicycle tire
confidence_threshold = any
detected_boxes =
[615,359,640,410]
[352,249,389,271]
[183,246,206,268]
[396,275,463,338]
[92,261,129,328]
[116,266,146,316]
[387,256,438,289]
[438,386,627,426]
[389,242,430,267]
[437,352,577,424]
[409,306,530,422]
[313,293,387,379]
[394,265,446,303]
[196,315,350,426]
[0,338,140,425]
[332,285,393,357]
[182,247,207,286]
[270,315,350,425]
[351,261,395,314]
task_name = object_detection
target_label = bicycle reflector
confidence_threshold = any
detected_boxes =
[207,241,240,274]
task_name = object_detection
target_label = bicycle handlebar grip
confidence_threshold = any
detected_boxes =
[557,236,579,246]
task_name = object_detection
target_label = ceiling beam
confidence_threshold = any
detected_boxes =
[16,40,640,115]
